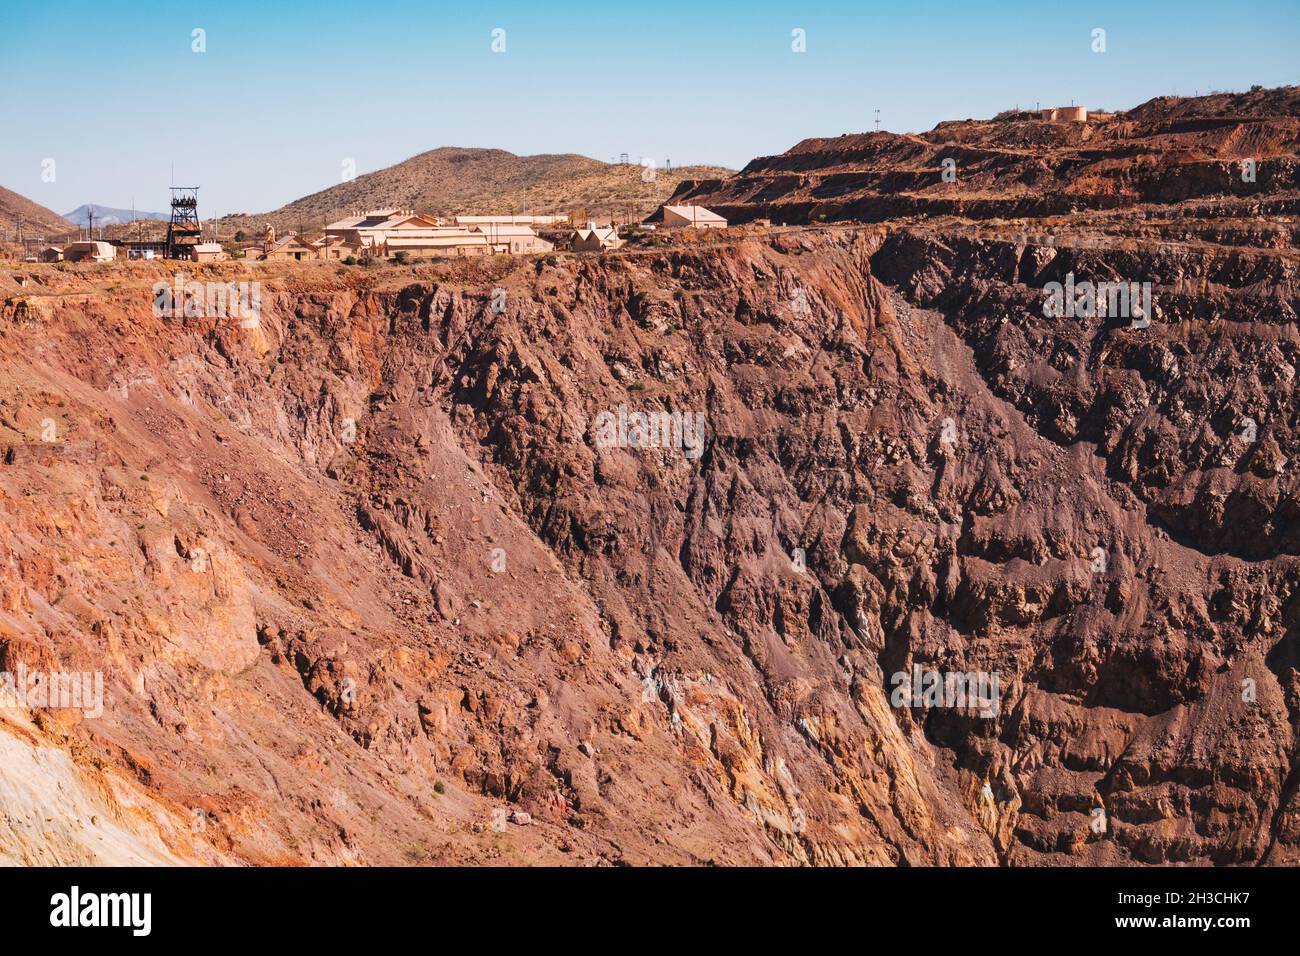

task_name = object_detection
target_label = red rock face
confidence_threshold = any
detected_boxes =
[2,89,1298,867]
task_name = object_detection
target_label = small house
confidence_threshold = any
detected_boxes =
[262,235,317,262]
[571,225,624,252]
[308,235,361,260]
[191,242,227,262]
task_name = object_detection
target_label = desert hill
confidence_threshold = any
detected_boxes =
[0,185,75,238]
[220,147,732,232]
[667,86,1300,224]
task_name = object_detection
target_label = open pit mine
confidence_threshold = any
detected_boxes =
[1,87,1298,867]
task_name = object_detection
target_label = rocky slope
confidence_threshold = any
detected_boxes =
[667,87,1300,225]
[0,89,1297,867]
[0,184,72,239]
[1,209,1296,867]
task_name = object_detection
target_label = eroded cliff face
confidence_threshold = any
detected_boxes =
[0,217,1296,865]
[668,87,1300,226]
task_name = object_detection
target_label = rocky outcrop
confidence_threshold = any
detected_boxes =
[668,87,1300,225]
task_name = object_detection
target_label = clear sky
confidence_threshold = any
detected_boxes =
[1,0,1296,217]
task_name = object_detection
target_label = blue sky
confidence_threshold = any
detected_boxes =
[1,0,1296,217]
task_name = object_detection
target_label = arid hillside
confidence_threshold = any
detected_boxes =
[0,185,73,239]
[219,147,732,233]
[0,88,1297,867]
[667,86,1300,225]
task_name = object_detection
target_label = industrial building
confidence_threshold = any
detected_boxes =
[323,209,553,258]
[455,215,568,227]
[474,222,555,254]
[658,205,727,229]
[62,241,117,262]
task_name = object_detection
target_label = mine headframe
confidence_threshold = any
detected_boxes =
[166,186,201,259]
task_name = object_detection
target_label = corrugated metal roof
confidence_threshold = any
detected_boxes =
[470,224,542,237]
[386,235,489,248]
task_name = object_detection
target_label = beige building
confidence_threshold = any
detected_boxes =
[191,242,227,262]
[474,223,554,254]
[571,225,624,252]
[325,210,443,253]
[41,246,64,262]
[309,234,363,260]
[321,209,557,259]
[456,215,567,227]
[1042,106,1088,123]
[62,241,116,262]
[262,235,318,261]
[659,205,727,229]
[386,231,493,258]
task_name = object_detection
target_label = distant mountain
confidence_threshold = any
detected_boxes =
[63,204,169,228]
[219,147,732,231]
[0,185,75,237]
